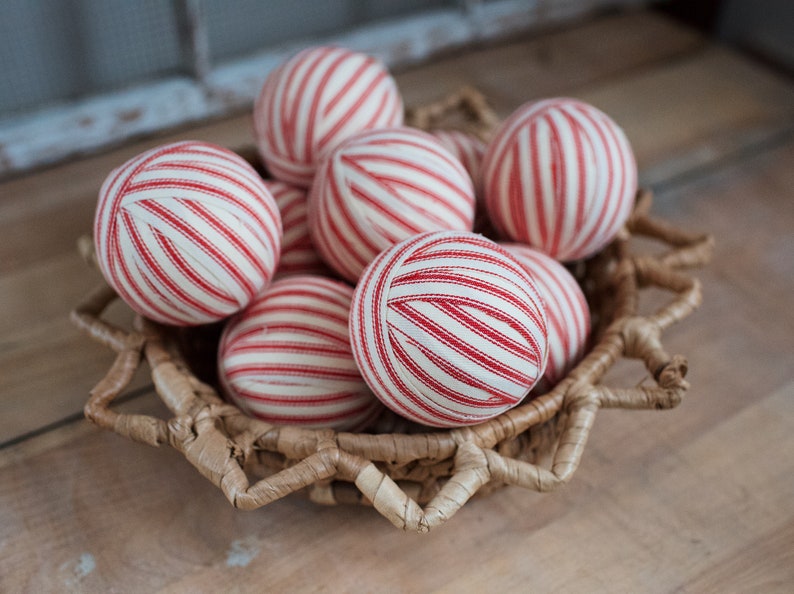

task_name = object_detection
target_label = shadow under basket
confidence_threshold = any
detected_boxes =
[71,89,713,532]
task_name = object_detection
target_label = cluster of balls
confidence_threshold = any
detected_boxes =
[93,46,637,431]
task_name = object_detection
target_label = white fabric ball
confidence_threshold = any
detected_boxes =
[501,243,591,388]
[94,141,282,326]
[253,46,404,187]
[483,98,637,261]
[265,180,330,279]
[219,275,382,431]
[309,127,475,282]
[350,231,548,428]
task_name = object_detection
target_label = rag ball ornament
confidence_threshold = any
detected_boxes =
[482,98,637,261]
[93,140,282,326]
[430,129,486,192]
[350,231,548,428]
[219,275,382,431]
[265,180,330,278]
[501,243,591,388]
[431,129,493,236]
[253,45,404,187]
[309,126,476,282]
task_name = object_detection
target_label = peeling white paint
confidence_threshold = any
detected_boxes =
[75,553,96,578]
[59,552,96,588]
[225,538,260,568]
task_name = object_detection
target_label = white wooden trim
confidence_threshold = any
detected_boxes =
[0,0,647,178]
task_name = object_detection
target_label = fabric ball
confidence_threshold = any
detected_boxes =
[350,231,548,428]
[501,244,591,388]
[219,275,382,431]
[265,180,330,278]
[431,129,494,236]
[482,98,638,261]
[309,127,476,282]
[94,140,282,326]
[430,129,486,191]
[253,46,404,187]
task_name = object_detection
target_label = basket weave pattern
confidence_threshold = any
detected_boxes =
[71,89,713,532]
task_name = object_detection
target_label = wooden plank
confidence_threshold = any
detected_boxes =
[394,9,705,110]
[1,380,790,590]
[680,520,794,593]
[437,381,794,593]
[0,12,706,444]
[1,130,792,591]
[577,46,794,186]
[0,256,150,445]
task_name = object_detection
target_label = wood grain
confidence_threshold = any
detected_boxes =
[393,10,705,111]
[580,46,794,186]
[1,11,794,593]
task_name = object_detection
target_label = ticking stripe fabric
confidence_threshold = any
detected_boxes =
[265,180,330,279]
[253,46,404,187]
[350,231,548,428]
[431,129,486,193]
[431,129,494,236]
[94,140,282,326]
[482,98,637,261]
[501,243,590,388]
[219,275,382,431]
[309,127,476,283]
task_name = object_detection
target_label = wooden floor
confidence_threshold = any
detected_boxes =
[2,10,793,593]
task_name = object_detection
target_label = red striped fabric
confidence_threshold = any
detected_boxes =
[253,46,404,187]
[431,129,486,193]
[431,129,494,236]
[309,127,476,282]
[219,275,382,431]
[265,180,330,279]
[93,141,282,326]
[350,231,548,428]
[482,98,637,261]
[501,244,590,389]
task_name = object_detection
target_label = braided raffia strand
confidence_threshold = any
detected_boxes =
[72,89,713,532]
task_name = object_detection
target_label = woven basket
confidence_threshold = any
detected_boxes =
[71,88,713,532]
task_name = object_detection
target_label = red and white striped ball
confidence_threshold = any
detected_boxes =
[94,141,282,326]
[501,244,590,388]
[219,275,382,431]
[431,129,486,191]
[482,98,638,261]
[265,180,330,278]
[350,231,548,428]
[309,127,476,282]
[432,129,494,236]
[253,46,404,187]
